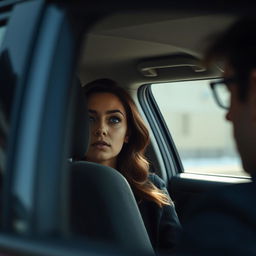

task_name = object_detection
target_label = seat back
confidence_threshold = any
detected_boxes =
[70,161,154,254]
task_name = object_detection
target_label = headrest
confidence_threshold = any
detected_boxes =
[70,77,89,160]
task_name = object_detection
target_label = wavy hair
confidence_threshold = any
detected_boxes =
[83,78,171,207]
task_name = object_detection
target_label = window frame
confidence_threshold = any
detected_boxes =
[138,84,184,181]
[138,79,252,182]
[1,0,77,241]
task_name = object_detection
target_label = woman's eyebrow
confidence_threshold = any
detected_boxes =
[106,109,125,117]
[88,109,125,117]
[88,109,97,114]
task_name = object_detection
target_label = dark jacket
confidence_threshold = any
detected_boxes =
[176,180,256,255]
[138,173,182,254]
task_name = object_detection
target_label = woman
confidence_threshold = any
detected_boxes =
[83,78,182,253]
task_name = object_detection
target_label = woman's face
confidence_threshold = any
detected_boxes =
[85,92,129,168]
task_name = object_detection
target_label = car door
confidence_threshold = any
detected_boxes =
[0,1,132,255]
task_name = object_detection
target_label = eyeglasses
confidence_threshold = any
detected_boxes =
[210,77,237,110]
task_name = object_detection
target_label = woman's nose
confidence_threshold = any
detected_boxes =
[94,123,107,136]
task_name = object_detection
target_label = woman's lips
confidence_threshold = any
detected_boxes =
[92,141,110,149]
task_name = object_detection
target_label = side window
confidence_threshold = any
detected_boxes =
[151,80,248,177]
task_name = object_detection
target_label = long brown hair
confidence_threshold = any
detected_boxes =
[83,78,171,207]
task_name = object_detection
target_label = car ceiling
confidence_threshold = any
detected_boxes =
[78,11,237,88]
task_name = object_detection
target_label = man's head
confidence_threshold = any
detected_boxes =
[206,17,256,102]
[205,17,256,176]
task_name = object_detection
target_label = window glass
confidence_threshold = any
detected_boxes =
[151,80,248,177]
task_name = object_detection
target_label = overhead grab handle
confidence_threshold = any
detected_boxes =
[138,56,206,77]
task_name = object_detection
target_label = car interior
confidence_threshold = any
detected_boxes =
[0,1,254,255]
[68,8,251,252]
[76,10,245,220]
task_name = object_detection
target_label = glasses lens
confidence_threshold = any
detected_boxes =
[214,82,230,109]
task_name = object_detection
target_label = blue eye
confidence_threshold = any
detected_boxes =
[109,116,121,124]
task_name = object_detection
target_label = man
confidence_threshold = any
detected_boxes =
[175,17,256,255]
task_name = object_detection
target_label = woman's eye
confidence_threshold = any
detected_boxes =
[109,116,121,124]
[89,116,95,123]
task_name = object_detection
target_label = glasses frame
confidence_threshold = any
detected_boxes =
[210,77,237,110]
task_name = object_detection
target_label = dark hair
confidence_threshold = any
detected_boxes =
[83,78,171,207]
[204,17,256,101]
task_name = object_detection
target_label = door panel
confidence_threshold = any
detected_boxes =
[169,173,250,223]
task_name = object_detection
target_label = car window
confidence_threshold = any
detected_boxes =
[151,79,249,177]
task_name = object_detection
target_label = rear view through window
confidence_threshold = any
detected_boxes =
[151,80,248,177]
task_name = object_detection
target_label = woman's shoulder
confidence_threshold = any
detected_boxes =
[148,173,166,189]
